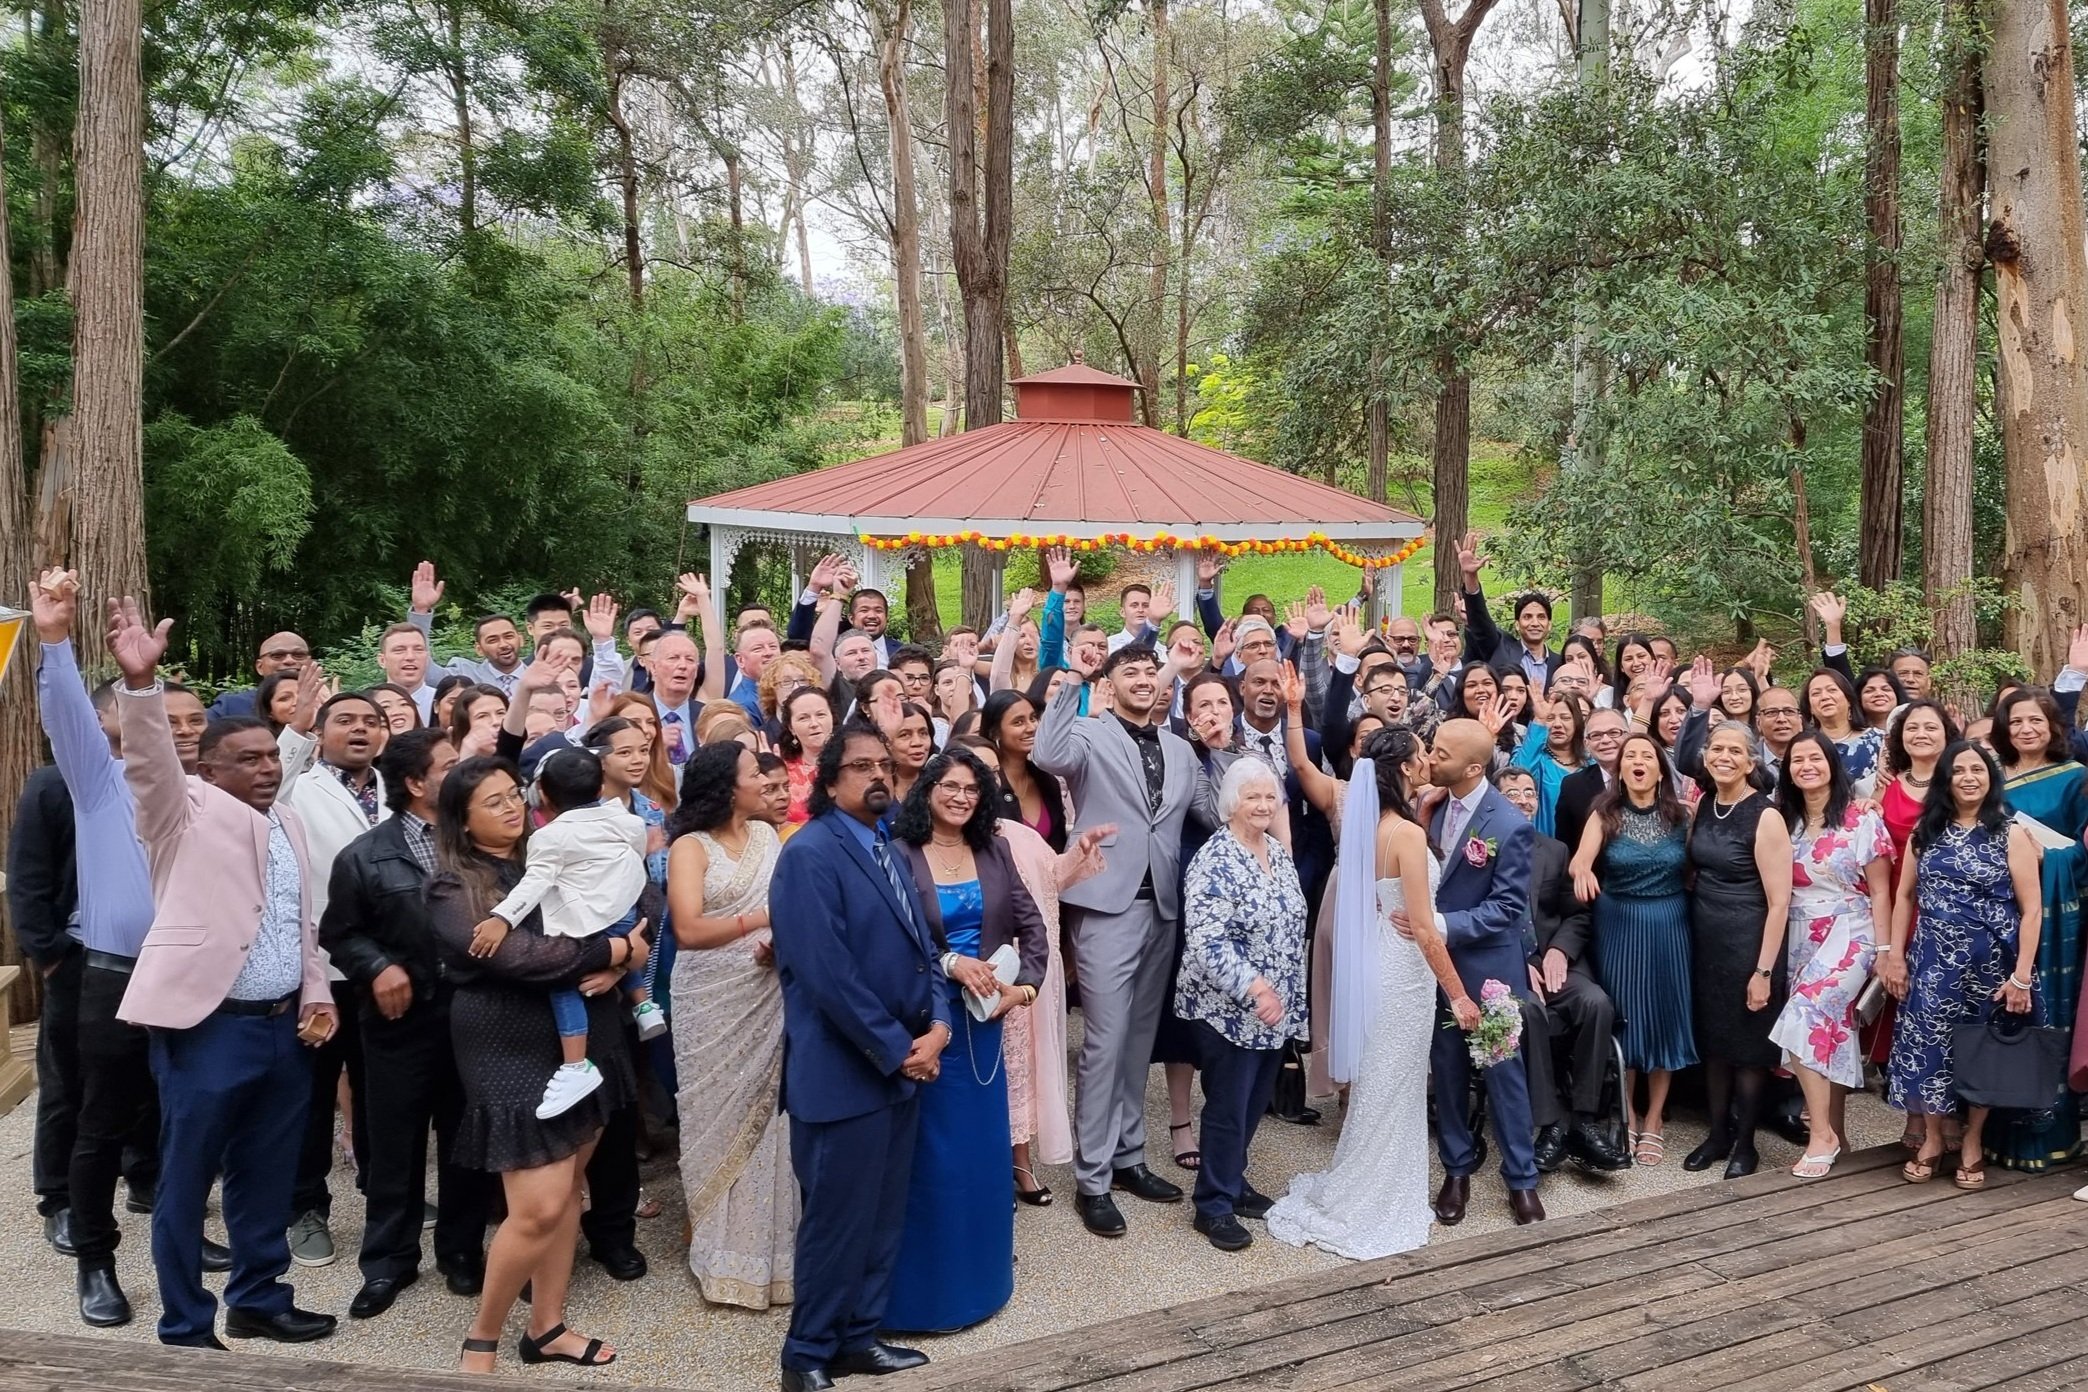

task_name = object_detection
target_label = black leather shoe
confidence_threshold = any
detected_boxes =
[1567,1118,1632,1172]
[162,1335,227,1351]
[78,1265,131,1327]
[1076,1192,1126,1237]
[1269,1103,1321,1126]
[46,1208,76,1256]
[349,1270,419,1319]
[1533,1124,1568,1173]
[1193,1212,1253,1251]
[1508,1187,1546,1225]
[1111,1163,1183,1203]
[439,1258,485,1297]
[1234,1187,1274,1220]
[125,1183,155,1215]
[1433,1174,1469,1225]
[223,1305,338,1342]
[1767,1109,1811,1147]
[781,1369,836,1392]
[833,1342,929,1375]
[591,1245,647,1281]
[1725,1145,1760,1179]
[200,1238,233,1273]
[1684,1133,1732,1172]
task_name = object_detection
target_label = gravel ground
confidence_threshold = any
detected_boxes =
[0,1056,1904,1391]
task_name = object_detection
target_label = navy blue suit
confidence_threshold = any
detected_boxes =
[1429,785,1540,1190]
[770,809,950,1372]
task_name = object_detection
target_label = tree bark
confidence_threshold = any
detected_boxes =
[446,0,476,238]
[1790,417,1821,649]
[945,0,1012,430]
[66,0,149,663]
[0,111,42,1020]
[1923,0,1982,658]
[1857,0,1905,587]
[1566,0,1608,621]
[1365,0,1393,502]
[1986,0,2088,673]
[1141,0,1169,429]
[604,45,642,310]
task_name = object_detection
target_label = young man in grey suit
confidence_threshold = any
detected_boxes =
[1033,643,1197,1238]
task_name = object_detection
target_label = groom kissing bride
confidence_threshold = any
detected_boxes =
[1267,719,1542,1262]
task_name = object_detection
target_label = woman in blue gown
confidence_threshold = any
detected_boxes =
[889,749,1049,1331]
[1987,689,2088,1171]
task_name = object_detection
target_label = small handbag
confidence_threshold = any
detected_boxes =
[1953,1002,2069,1112]
[1853,975,1888,1028]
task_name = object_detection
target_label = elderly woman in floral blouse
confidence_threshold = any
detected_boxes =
[1176,757,1308,1253]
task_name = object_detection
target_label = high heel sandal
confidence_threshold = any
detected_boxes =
[1170,1121,1201,1171]
[518,1322,616,1367]
[460,1336,500,1374]
[1014,1166,1053,1207]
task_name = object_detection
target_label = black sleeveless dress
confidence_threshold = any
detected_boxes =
[1686,792,1785,1068]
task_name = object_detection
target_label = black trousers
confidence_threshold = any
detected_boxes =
[1526,967,1617,1121]
[354,989,490,1282]
[581,1101,640,1256]
[1519,997,1564,1131]
[70,961,161,1267]
[292,981,366,1219]
[33,948,83,1215]
[1191,1021,1282,1222]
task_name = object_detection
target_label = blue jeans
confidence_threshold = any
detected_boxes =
[549,904,642,1038]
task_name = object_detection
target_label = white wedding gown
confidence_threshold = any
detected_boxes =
[1265,868,1439,1260]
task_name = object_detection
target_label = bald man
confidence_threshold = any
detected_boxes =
[207,632,312,720]
[1421,718,1544,1227]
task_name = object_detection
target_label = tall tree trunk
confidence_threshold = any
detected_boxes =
[0,111,41,1019]
[66,0,148,664]
[945,0,1012,431]
[1986,0,2088,673]
[447,0,476,238]
[1790,418,1821,649]
[1365,0,1393,503]
[1857,0,1905,586]
[1923,0,1983,658]
[1141,0,1169,428]
[780,41,816,295]
[605,53,643,310]
[723,142,747,322]
[1567,0,1608,621]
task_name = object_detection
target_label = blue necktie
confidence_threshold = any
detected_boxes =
[663,711,687,765]
[872,830,917,932]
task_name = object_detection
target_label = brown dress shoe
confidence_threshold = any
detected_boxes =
[1508,1188,1546,1225]
[1433,1174,1469,1225]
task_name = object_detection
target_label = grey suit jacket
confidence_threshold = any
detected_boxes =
[1031,681,1196,920]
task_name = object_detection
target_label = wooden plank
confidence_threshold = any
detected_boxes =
[1822,1316,2088,1392]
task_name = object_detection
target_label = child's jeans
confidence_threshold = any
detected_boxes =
[548,904,644,1038]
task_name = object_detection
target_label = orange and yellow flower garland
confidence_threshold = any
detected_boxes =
[856,529,1427,571]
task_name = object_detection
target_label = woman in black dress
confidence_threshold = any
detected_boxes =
[1684,721,1792,1177]
[428,756,650,1374]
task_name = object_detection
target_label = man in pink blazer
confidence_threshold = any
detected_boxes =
[107,596,339,1350]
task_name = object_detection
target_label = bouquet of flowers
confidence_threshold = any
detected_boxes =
[1461,979,1524,1069]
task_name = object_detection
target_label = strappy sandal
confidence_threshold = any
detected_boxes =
[1901,1148,1943,1184]
[460,1336,499,1374]
[1634,1131,1666,1167]
[1014,1166,1053,1207]
[1953,1159,1987,1191]
[635,1190,662,1220]
[1170,1122,1201,1172]
[519,1322,616,1367]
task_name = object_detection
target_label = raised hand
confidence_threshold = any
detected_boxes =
[1196,551,1223,586]
[29,567,80,644]
[1009,586,1039,620]
[289,661,328,735]
[870,680,905,734]
[808,552,843,596]
[1685,654,1719,711]
[105,597,172,688]
[1304,584,1331,633]
[410,560,445,614]
[1045,546,1079,591]
[1456,531,1487,586]
[1479,692,1515,736]
[1150,579,1177,619]
[1281,661,1308,711]
[561,587,585,614]
[1211,619,1237,669]
[834,560,861,593]
[518,645,572,693]
[1283,601,1310,641]
[584,592,619,643]
[587,677,617,726]
[2069,624,2088,674]
[1809,591,1846,640]
[1329,604,1366,657]
[675,573,712,623]
[1745,638,1776,681]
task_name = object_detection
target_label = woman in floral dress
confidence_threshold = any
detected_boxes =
[1770,731,1893,1179]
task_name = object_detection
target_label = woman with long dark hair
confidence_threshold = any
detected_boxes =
[1715,666,1760,727]
[886,748,1048,1328]
[1881,741,2040,1189]
[370,681,423,735]
[665,741,792,1308]
[775,686,836,824]
[449,684,510,760]
[1602,634,1656,711]
[1512,690,1591,839]
[431,757,645,1374]
[1799,667,1884,796]
[1867,700,1961,1122]
[980,689,1069,852]
[1769,731,1891,1179]
[1570,731,1694,1165]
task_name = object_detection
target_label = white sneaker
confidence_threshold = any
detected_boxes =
[535,1060,604,1119]
[632,1000,668,1041]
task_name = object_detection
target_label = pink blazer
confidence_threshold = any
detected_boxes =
[115,690,330,1030]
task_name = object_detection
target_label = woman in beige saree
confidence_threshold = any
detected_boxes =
[667,742,795,1309]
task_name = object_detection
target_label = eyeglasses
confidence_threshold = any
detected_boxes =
[1389,636,1420,649]
[261,646,311,662]
[933,781,982,801]
[1586,729,1626,742]
[842,757,895,776]
[475,790,526,812]
[1759,706,1801,719]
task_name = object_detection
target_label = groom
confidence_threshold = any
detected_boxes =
[1422,719,1545,1226]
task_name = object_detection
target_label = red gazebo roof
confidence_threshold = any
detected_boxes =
[687,362,1422,545]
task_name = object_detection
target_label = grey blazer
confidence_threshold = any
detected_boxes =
[1031,681,1197,920]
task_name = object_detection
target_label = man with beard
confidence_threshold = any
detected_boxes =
[769,727,950,1392]
[1032,644,1197,1239]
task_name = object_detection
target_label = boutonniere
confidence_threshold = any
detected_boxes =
[1463,835,1498,868]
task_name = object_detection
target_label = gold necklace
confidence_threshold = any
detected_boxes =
[929,835,970,877]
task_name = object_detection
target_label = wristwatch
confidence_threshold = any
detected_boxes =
[1753,967,1773,979]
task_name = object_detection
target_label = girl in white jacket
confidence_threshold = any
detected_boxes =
[469,747,659,1118]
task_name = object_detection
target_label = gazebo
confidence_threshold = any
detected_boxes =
[685,361,1427,620]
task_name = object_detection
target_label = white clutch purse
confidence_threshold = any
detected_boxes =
[964,943,1022,1021]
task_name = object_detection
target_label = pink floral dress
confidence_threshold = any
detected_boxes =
[1769,806,1887,1088]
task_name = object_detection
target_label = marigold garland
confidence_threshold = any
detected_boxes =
[855,529,1427,570]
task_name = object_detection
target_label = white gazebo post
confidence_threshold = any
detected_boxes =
[707,526,733,607]
[1172,547,1197,620]
[1382,560,1405,628]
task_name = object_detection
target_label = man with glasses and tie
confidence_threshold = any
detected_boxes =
[1676,676,1801,792]
[769,726,950,1392]
[206,633,313,720]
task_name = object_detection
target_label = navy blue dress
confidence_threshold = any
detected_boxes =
[1887,823,2019,1115]
[882,880,1014,1331]
[1593,806,1698,1072]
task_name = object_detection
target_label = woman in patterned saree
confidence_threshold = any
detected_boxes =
[665,741,793,1308]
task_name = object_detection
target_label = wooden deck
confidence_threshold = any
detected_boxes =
[895,1145,2088,1392]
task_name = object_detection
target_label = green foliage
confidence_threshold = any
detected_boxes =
[1836,581,2029,698]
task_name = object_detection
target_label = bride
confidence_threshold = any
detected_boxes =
[1266,725,1480,1259]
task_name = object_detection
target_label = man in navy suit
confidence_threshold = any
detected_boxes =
[769,727,952,1392]
[1419,719,1546,1226]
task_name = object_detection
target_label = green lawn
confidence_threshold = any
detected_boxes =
[919,440,1537,634]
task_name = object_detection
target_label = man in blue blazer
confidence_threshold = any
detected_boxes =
[769,726,952,1392]
[1422,719,1546,1227]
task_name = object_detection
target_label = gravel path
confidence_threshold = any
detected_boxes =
[0,1061,1903,1390]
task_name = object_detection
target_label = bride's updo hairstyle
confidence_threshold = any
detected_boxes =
[1363,726,1431,850]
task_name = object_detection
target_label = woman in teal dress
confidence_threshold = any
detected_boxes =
[1988,689,2088,1171]
[1570,731,1695,1167]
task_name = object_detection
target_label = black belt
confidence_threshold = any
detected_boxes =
[216,991,297,1018]
[84,950,138,976]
